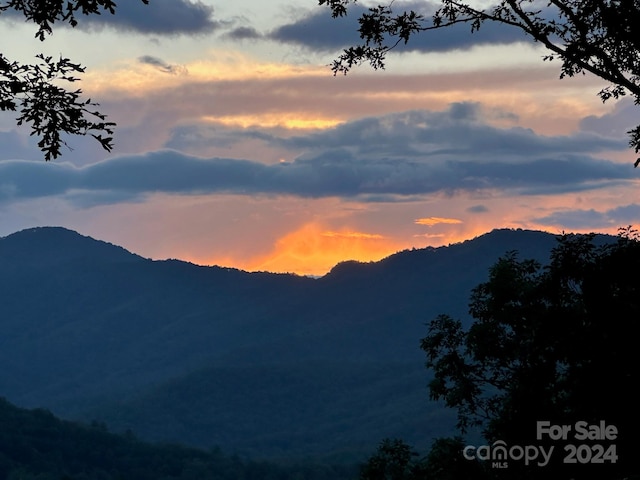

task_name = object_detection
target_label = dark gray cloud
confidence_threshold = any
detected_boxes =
[84,0,219,34]
[165,103,626,160]
[138,56,185,74]
[280,104,625,158]
[579,98,638,138]
[269,7,362,51]
[0,147,632,206]
[270,2,528,53]
[467,205,489,213]
[1,0,218,35]
[534,204,640,229]
[224,26,263,41]
[1,103,636,206]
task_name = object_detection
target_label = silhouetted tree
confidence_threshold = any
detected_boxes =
[0,1,148,160]
[359,438,425,480]
[421,436,487,480]
[421,229,640,479]
[321,0,640,165]
[359,437,489,480]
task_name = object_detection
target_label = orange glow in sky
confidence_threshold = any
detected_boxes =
[217,223,406,276]
[3,14,636,278]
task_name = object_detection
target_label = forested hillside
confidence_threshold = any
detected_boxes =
[0,397,355,480]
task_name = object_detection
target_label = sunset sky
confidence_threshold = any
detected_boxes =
[1,0,638,276]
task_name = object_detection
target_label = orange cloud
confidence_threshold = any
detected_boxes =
[84,50,326,94]
[321,231,384,239]
[244,223,402,276]
[413,233,446,239]
[202,114,343,130]
[84,50,609,136]
[415,217,463,226]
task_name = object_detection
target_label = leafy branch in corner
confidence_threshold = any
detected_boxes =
[0,0,149,160]
[320,0,640,166]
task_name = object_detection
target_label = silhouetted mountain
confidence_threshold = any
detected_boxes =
[0,226,599,461]
[0,225,141,267]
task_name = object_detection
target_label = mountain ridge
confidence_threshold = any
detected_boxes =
[0,225,608,461]
[2,225,562,275]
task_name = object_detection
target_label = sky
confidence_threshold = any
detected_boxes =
[1,0,639,276]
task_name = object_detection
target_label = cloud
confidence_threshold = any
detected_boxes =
[534,204,640,230]
[467,205,489,213]
[138,56,186,74]
[322,231,384,239]
[88,0,219,34]
[415,217,463,226]
[1,104,636,206]
[579,98,638,139]
[270,2,528,53]
[269,7,362,51]
[279,104,625,157]
[79,59,608,166]
[1,0,219,35]
[224,26,263,41]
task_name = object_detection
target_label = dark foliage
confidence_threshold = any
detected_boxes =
[320,0,640,165]
[0,396,355,480]
[0,1,149,159]
[358,437,486,480]
[358,438,423,480]
[421,229,640,479]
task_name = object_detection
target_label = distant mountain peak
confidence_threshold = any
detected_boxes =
[0,226,143,267]
[4,225,96,241]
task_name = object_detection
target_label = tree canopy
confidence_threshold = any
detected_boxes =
[321,0,640,166]
[421,230,639,479]
[358,437,486,480]
[0,0,148,160]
